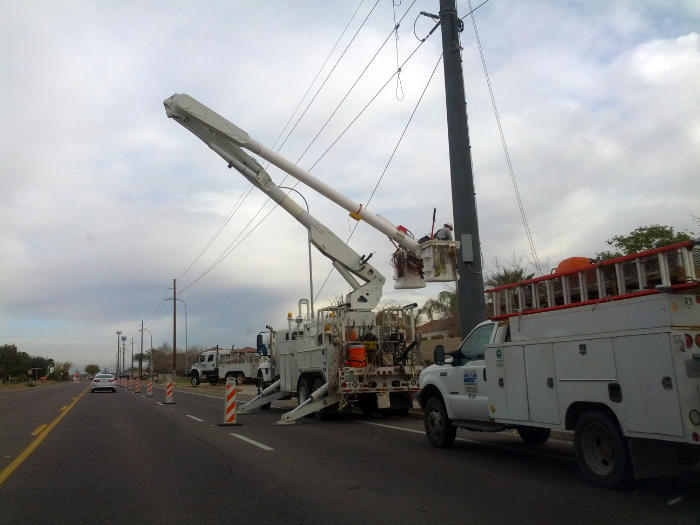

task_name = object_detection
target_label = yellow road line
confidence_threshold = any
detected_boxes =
[31,424,47,436]
[0,387,89,487]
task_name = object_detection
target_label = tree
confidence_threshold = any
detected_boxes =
[50,361,72,381]
[84,364,100,375]
[419,288,460,337]
[485,259,535,288]
[597,224,692,260]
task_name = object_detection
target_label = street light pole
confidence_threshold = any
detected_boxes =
[130,337,135,376]
[280,186,314,318]
[116,330,122,376]
[142,327,153,378]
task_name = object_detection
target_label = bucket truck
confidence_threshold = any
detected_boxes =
[164,93,457,423]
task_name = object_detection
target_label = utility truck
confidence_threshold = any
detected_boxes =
[419,242,700,487]
[164,93,457,423]
[189,347,260,386]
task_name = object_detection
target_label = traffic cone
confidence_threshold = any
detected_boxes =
[134,379,141,394]
[218,376,241,426]
[164,374,175,404]
[146,378,153,397]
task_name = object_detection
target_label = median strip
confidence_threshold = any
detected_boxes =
[0,387,89,487]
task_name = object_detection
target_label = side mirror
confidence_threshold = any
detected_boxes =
[434,345,445,365]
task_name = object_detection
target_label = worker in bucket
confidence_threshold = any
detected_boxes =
[434,223,453,241]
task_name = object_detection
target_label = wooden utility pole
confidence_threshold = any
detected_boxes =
[173,278,177,376]
[439,0,486,337]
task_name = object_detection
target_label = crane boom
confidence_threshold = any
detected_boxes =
[164,93,458,291]
[164,93,385,309]
[163,94,419,253]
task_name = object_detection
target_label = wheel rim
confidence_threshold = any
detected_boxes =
[581,421,616,476]
[427,407,444,437]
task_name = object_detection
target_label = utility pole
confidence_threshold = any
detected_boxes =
[130,337,134,376]
[116,330,122,376]
[172,278,177,377]
[139,320,144,380]
[439,0,486,337]
[121,336,126,373]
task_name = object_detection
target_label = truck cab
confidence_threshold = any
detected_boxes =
[419,321,506,424]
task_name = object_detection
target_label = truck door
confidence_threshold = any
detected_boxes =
[446,323,493,421]
[201,353,215,374]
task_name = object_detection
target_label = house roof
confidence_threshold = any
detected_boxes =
[416,318,454,335]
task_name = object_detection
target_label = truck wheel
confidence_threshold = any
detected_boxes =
[190,374,200,387]
[424,397,456,448]
[297,377,311,405]
[574,410,630,488]
[260,402,272,411]
[517,426,551,445]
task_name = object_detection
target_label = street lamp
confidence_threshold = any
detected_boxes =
[116,330,122,376]
[280,186,314,318]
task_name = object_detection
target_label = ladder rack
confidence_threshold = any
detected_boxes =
[488,241,699,320]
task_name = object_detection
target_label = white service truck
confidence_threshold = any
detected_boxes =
[419,242,700,487]
[164,94,456,423]
[189,347,260,386]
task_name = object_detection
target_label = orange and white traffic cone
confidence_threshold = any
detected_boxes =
[134,379,141,394]
[164,374,175,404]
[128,379,133,390]
[218,376,241,426]
[146,378,153,397]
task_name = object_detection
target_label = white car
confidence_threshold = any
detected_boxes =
[91,373,117,393]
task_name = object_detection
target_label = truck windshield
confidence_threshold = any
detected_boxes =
[459,323,493,361]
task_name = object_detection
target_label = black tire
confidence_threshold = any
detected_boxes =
[297,377,311,405]
[574,410,631,488]
[358,394,377,416]
[190,374,200,387]
[517,426,551,445]
[424,397,456,448]
[260,402,272,411]
[112,388,117,393]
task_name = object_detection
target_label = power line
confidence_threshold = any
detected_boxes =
[174,1,369,285]
[314,52,444,301]
[466,0,542,274]
[179,1,417,294]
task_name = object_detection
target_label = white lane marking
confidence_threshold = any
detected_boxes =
[186,414,204,422]
[230,433,274,451]
[354,420,573,461]
[156,402,164,405]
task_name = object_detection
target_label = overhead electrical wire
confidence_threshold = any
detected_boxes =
[314,52,444,301]
[139,1,371,320]
[174,0,369,285]
[178,1,423,295]
[184,7,437,297]
[466,0,542,274]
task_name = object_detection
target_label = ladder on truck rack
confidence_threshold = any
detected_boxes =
[488,241,699,320]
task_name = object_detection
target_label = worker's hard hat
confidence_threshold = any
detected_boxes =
[444,223,453,230]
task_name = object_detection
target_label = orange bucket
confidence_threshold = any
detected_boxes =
[347,344,366,368]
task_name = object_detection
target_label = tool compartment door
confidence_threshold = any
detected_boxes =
[486,345,529,421]
[614,333,684,436]
[524,343,560,424]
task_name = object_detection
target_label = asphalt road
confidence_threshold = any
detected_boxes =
[1,380,699,524]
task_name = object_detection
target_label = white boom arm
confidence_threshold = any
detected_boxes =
[164,93,385,309]
[164,94,419,253]
[164,93,458,290]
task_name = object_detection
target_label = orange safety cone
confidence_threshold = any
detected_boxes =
[218,376,241,426]
[164,374,175,404]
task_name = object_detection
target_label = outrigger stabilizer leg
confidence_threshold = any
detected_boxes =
[276,382,340,425]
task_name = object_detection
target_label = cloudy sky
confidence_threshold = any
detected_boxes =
[1,0,698,372]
